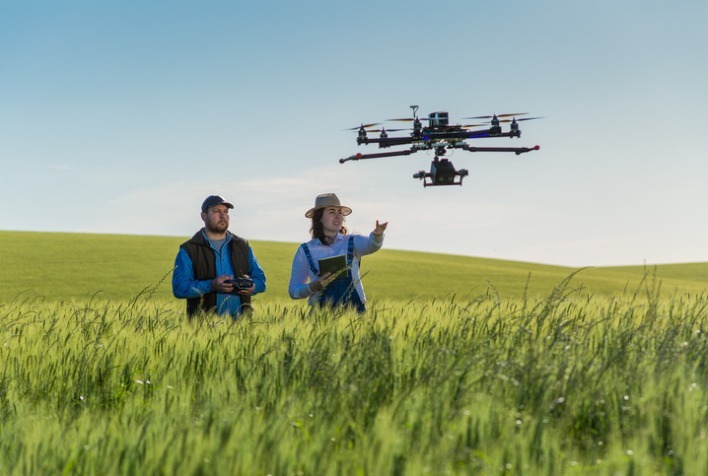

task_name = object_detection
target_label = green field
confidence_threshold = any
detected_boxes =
[1,231,707,475]
[1,230,707,305]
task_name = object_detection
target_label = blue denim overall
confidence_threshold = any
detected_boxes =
[301,236,365,313]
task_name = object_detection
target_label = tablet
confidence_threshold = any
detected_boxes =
[317,254,348,281]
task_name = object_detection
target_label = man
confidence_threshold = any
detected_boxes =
[172,195,266,319]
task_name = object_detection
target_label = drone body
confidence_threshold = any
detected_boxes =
[340,105,540,187]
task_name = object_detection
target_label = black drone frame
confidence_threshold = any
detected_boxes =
[339,105,540,187]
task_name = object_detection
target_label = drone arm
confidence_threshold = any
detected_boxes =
[359,136,415,148]
[460,144,540,155]
[339,149,416,163]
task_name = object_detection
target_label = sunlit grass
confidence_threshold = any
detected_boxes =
[1,275,707,475]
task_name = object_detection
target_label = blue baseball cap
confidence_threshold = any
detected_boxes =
[201,195,234,212]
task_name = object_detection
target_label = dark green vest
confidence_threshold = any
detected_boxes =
[180,230,251,318]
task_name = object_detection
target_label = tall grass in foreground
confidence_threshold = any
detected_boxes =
[1,278,707,475]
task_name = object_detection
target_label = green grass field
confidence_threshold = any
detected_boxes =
[1,230,706,305]
[1,231,707,475]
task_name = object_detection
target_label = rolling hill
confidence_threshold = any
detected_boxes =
[1,230,705,304]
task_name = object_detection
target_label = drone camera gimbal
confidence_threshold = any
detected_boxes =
[413,156,469,187]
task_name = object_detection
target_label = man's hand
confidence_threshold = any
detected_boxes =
[236,275,255,296]
[373,220,388,236]
[211,275,235,293]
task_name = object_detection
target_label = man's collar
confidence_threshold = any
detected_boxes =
[201,228,232,243]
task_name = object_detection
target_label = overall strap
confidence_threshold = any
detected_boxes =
[300,243,319,275]
[346,235,354,264]
[347,235,360,267]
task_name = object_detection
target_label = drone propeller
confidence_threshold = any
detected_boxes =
[460,123,488,129]
[362,128,409,133]
[385,117,431,122]
[498,116,544,123]
[463,113,528,120]
[344,123,380,131]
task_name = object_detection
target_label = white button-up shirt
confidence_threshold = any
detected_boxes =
[288,232,384,306]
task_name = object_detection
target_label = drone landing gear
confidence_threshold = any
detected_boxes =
[413,156,468,187]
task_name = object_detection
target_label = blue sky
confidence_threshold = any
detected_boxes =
[2,0,706,267]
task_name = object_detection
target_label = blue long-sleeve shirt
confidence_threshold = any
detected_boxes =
[172,231,266,317]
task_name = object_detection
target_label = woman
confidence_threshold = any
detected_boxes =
[288,193,388,312]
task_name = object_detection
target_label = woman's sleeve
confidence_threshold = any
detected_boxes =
[353,232,384,257]
[288,245,312,300]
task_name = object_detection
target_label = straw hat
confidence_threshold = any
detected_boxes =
[305,193,352,218]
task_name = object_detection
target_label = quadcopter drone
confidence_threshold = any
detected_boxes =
[339,105,541,187]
